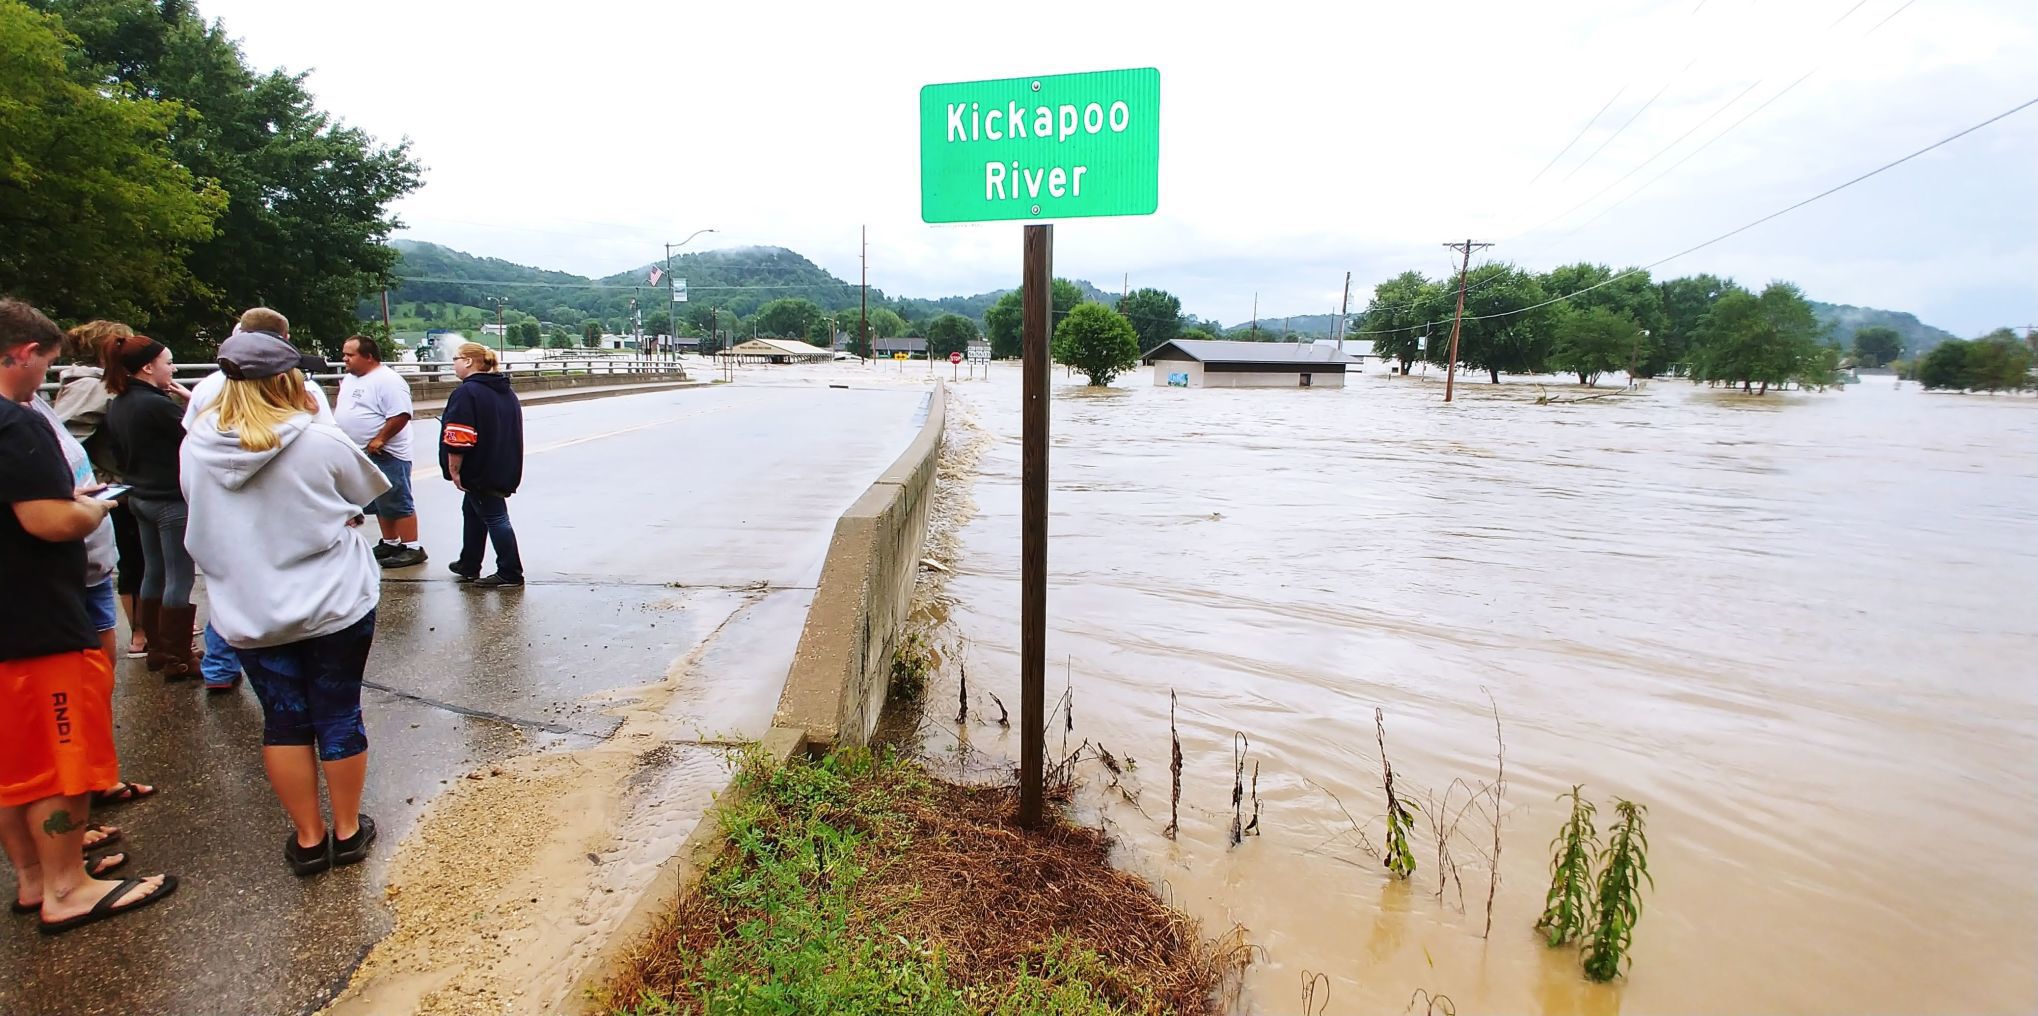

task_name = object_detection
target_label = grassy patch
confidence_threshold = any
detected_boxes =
[604,749,1236,1015]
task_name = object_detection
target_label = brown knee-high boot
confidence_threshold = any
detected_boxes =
[157,604,199,681]
[138,597,165,672]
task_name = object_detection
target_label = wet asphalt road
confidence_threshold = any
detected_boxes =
[0,380,929,1016]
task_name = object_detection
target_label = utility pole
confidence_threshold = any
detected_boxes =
[380,289,392,338]
[1442,239,1494,403]
[1337,271,1351,356]
[859,225,870,363]
[1251,292,1259,341]
[1122,272,1128,302]
[488,296,507,357]
[1018,223,1052,830]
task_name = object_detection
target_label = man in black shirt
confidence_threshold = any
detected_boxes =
[0,299,176,933]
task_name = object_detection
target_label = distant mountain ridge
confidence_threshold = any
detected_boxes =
[374,241,1963,346]
[1808,301,1958,354]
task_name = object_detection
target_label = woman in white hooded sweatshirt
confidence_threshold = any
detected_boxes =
[181,332,391,876]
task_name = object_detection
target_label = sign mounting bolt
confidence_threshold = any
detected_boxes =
[1031,80,1041,92]
[1031,205,1041,215]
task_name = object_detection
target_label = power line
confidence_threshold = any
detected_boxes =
[1530,88,1626,185]
[1560,64,1693,184]
[1355,94,2038,333]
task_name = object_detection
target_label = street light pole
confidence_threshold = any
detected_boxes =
[665,228,717,363]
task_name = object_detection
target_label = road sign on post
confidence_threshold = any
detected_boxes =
[920,69,1158,831]
[920,68,1160,224]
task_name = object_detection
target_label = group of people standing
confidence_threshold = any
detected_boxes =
[2,297,526,935]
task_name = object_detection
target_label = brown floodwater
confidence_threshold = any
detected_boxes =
[913,365,2038,1015]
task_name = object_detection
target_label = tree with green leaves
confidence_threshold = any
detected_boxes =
[516,321,541,347]
[1654,274,1736,377]
[986,279,1086,359]
[547,332,575,349]
[1115,287,1182,356]
[1689,282,1825,393]
[1363,271,1444,375]
[32,0,422,347]
[0,3,226,333]
[924,314,979,361]
[1428,264,1555,383]
[1051,304,1140,386]
[581,319,602,347]
[1551,306,1646,387]
[753,297,823,339]
[1918,335,2033,393]
[1851,325,1902,368]
[866,308,907,339]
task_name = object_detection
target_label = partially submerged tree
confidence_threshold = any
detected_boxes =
[1052,303,1140,386]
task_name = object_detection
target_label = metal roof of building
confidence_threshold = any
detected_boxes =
[1143,339,1347,364]
[728,337,832,358]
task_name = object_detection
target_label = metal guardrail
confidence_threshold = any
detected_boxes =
[39,356,688,397]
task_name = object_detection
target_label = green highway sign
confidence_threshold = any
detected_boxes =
[920,68,1159,224]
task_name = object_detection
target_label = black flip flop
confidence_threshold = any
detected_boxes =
[37,875,179,935]
[92,782,157,806]
[82,823,122,852]
[11,855,134,915]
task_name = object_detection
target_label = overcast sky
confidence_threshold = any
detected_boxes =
[196,0,2034,335]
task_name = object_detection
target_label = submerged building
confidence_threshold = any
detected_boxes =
[1142,339,1352,389]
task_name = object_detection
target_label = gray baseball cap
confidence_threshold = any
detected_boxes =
[216,331,303,381]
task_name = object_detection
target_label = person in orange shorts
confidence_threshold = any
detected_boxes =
[0,298,177,934]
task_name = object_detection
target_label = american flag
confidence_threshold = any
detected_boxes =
[648,266,664,287]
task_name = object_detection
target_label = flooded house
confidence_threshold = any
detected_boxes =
[1142,338,1351,388]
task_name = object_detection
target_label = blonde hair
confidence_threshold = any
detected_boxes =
[64,320,133,363]
[212,371,312,452]
[456,342,499,371]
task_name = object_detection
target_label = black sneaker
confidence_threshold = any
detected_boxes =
[449,565,479,583]
[470,574,525,589]
[287,833,332,877]
[333,814,377,866]
[380,546,428,569]
[372,541,400,561]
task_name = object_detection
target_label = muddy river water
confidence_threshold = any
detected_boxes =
[915,365,2038,1014]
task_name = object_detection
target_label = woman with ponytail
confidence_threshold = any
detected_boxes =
[102,335,198,679]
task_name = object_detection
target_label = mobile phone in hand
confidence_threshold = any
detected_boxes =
[91,484,132,502]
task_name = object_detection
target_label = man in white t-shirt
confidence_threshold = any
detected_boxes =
[338,335,426,569]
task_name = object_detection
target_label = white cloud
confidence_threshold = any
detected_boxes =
[196,0,2036,334]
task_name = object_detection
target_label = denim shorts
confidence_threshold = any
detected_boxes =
[365,452,415,520]
[85,578,118,633]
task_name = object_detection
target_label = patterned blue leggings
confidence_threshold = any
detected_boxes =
[239,610,375,762]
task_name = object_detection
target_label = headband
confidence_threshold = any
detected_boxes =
[115,336,167,373]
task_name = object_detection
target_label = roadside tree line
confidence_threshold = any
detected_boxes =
[1361,263,1852,393]
[1,1,420,352]
[1906,328,2035,393]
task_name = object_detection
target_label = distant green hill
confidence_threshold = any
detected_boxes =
[369,242,1962,350]
[1809,301,1958,355]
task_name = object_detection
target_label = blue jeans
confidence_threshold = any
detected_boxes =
[128,495,195,607]
[201,622,241,687]
[364,452,415,520]
[239,610,375,762]
[456,492,522,581]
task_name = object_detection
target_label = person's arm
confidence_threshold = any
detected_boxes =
[13,496,110,543]
[440,386,478,491]
[365,413,411,456]
[333,440,393,508]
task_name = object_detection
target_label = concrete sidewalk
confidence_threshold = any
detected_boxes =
[0,383,927,1016]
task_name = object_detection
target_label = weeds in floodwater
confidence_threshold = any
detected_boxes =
[1299,971,1330,1014]
[1407,988,1458,1015]
[956,646,969,726]
[890,631,934,703]
[1377,709,1417,880]
[1229,734,1262,846]
[1165,691,1183,840]
[1536,786,1599,947]
[1482,690,1506,940]
[1581,800,1653,983]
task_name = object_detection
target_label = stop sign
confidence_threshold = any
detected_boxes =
[949,351,963,364]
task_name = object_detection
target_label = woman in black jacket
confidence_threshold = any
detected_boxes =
[102,335,197,678]
[439,343,524,588]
